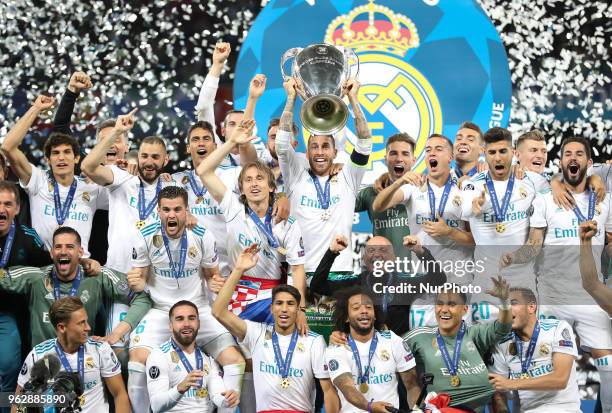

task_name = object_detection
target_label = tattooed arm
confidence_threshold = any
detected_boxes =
[332,373,368,411]
[500,227,545,267]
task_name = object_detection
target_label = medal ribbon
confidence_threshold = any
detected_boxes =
[572,190,596,223]
[52,177,78,226]
[512,320,540,376]
[188,170,207,198]
[247,206,279,249]
[427,176,454,220]
[308,170,332,210]
[0,221,16,269]
[52,267,82,300]
[271,328,299,380]
[160,225,188,285]
[138,179,162,221]
[54,340,85,385]
[347,332,378,386]
[485,174,515,223]
[171,339,204,387]
[436,321,465,378]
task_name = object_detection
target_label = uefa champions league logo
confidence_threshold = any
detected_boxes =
[234,0,512,184]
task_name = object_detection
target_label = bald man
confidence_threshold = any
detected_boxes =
[310,235,446,336]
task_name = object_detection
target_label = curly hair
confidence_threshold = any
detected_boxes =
[332,285,385,334]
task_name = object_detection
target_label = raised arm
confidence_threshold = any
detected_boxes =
[344,78,371,145]
[487,275,512,326]
[211,245,259,341]
[579,221,612,315]
[310,235,347,296]
[53,71,92,135]
[1,95,55,184]
[81,109,137,185]
[239,74,266,164]
[372,173,421,212]
[195,42,230,129]
[197,119,254,203]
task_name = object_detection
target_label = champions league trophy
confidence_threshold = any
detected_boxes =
[281,43,359,135]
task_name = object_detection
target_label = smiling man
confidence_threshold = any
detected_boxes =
[126,186,244,413]
[514,130,548,175]
[1,95,102,256]
[453,121,484,179]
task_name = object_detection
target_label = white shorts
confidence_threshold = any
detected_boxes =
[129,307,235,358]
[107,302,131,348]
[539,304,612,351]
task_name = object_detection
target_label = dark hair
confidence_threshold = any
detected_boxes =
[50,296,84,329]
[427,133,454,152]
[187,121,215,143]
[237,161,276,206]
[223,110,245,129]
[267,118,299,138]
[43,133,80,160]
[158,185,188,207]
[509,287,537,305]
[271,284,301,304]
[0,181,20,205]
[140,136,167,151]
[169,300,199,319]
[332,286,385,334]
[126,150,139,163]
[435,285,468,305]
[386,132,416,153]
[95,118,117,140]
[458,121,483,139]
[483,127,512,145]
[52,226,82,246]
[560,137,591,160]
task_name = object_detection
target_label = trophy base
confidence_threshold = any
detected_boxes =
[301,94,349,136]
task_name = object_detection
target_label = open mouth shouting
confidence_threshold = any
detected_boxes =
[391,164,405,179]
[428,158,439,171]
[0,212,8,226]
[57,257,71,272]
[196,148,208,157]
[106,149,117,162]
[568,162,580,176]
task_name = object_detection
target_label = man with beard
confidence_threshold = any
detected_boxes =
[212,244,337,413]
[15,297,129,413]
[311,235,446,335]
[146,300,239,413]
[325,286,418,412]
[356,133,417,260]
[1,95,102,256]
[453,121,485,181]
[0,226,151,347]
[373,134,475,329]
[126,186,244,413]
[404,276,512,412]
[461,127,549,324]
[501,137,612,412]
[488,288,581,413]
[276,77,372,281]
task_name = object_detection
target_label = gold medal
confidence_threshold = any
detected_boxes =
[280,378,291,389]
[196,196,204,204]
[170,351,179,363]
[135,220,146,229]
[520,372,529,379]
[0,268,6,279]
[277,246,288,255]
[79,395,86,406]
[359,382,369,393]
[196,387,208,398]
[450,375,460,387]
[495,223,506,233]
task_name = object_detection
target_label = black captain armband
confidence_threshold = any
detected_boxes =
[350,150,369,166]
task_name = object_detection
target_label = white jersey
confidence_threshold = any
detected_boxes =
[276,131,365,273]
[18,338,121,413]
[173,166,241,276]
[105,166,176,272]
[531,192,612,302]
[490,319,580,413]
[132,221,219,311]
[21,165,100,257]
[240,321,329,412]
[146,340,227,413]
[461,171,549,289]
[325,330,416,412]
[221,189,305,279]
[401,180,473,283]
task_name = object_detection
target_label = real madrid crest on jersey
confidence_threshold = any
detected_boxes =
[82,192,90,202]
[297,342,305,353]
[170,350,179,363]
[519,187,528,199]
[85,356,95,369]
[235,0,511,185]
[539,343,550,356]
[452,195,462,208]
[509,342,517,356]
[182,175,189,185]
[153,235,163,249]
[595,204,602,216]
[188,246,198,259]
[380,349,390,361]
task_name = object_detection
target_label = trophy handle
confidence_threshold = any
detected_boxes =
[280,48,302,82]
[343,47,360,80]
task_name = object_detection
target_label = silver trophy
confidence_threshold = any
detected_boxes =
[281,43,359,135]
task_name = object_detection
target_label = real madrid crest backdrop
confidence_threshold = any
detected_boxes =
[235,0,512,182]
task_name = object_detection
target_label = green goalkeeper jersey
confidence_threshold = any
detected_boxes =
[403,320,512,412]
[0,265,152,346]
